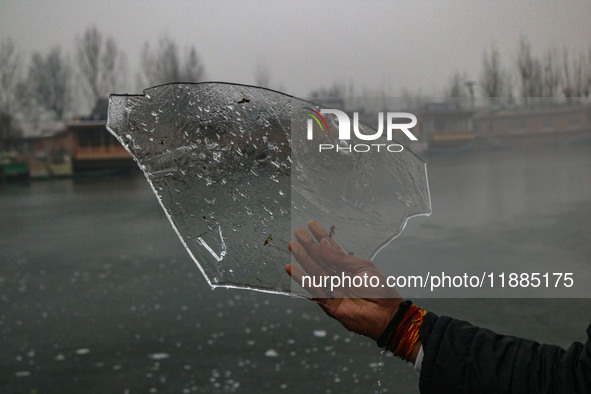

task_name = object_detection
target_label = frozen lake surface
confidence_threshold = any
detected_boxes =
[1,145,591,392]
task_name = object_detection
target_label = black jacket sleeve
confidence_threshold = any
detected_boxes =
[417,312,591,394]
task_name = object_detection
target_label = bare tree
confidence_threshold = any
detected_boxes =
[480,45,511,102]
[560,48,591,101]
[26,47,72,120]
[400,87,424,112]
[516,37,543,101]
[254,60,271,88]
[572,50,591,98]
[586,48,591,98]
[183,47,205,83]
[309,83,346,98]
[444,72,468,98]
[77,26,127,107]
[0,38,21,113]
[562,48,575,99]
[138,35,205,87]
[143,36,180,84]
[541,47,561,98]
[0,38,22,148]
[587,48,591,97]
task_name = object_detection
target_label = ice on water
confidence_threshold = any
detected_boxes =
[107,83,430,296]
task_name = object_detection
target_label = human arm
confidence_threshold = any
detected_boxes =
[285,220,421,363]
[418,312,591,393]
[286,221,591,393]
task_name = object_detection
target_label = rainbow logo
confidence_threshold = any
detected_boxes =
[305,107,329,133]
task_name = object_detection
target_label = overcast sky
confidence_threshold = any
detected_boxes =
[1,0,590,98]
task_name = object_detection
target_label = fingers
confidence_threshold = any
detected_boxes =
[284,263,307,291]
[307,220,329,239]
[288,222,381,299]
[289,240,328,278]
[308,221,343,252]
[289,240,334,298]
[285,259,328,299]
[294,227,324,265]
[318,238,375,272]
[284,263,301,281]
[295,225,342,279]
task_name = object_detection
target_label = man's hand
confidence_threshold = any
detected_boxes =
[285,221,404,341]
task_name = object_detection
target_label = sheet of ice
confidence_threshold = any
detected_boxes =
[290,105,432,262]
[108,84,292,294]
[107,83,431,296]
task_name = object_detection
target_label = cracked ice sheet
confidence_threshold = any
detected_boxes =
[290,104,431,297]
[107,83,430,297]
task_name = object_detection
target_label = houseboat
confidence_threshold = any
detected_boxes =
[419,102,475,153]
[474,103,591,149]
[66,120,134,173]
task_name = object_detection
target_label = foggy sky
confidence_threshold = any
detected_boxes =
[1,0,590,98]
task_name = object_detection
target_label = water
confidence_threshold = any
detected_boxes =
[1,145,591,393]
[374,144,591,297]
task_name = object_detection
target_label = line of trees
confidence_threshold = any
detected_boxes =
[446,36,591,105]
[138,35,205,88]
[0,38,21,150]
[2,28,590,150]
[0,27,207,150]
[306,37,590,111]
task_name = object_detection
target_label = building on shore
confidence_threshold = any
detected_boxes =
[24,128,73,178]
[8,98,591,181]
[419,102,475,153]
[416,100,591,153]
[16,99,135,178]
[474,103,591,149]
[66,119,134,173]
[20,120,135,177]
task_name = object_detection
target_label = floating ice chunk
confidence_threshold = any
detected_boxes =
[148,353,170,360]
[313,329,327,338]
[15,371,31,377]
[264,349,279,357]
[76,348,90,355]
